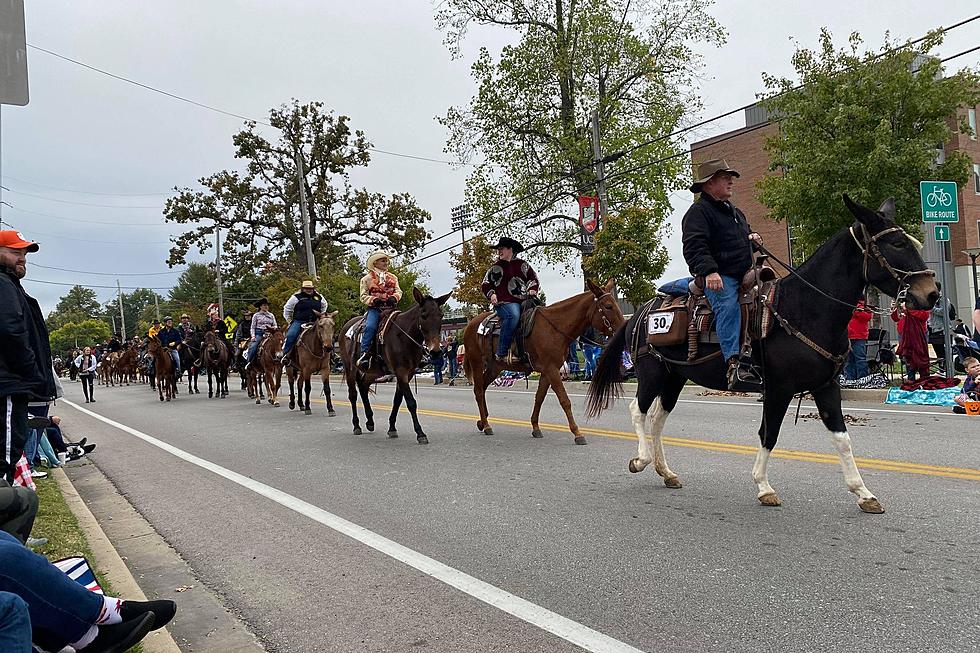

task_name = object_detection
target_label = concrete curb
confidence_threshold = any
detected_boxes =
[53,466,182,653]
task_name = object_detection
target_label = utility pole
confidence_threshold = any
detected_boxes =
[116,280,127,339]
[294,146,317,279]
[590,109,610,223]
[154,292,161,321]
[215,227,224,318]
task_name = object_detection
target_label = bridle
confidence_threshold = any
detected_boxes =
[589,291,617,335]
[849,223,935,305]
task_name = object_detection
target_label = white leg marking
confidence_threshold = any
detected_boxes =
[751,446,776,498]
[628,398,652,471]
[829,431,875,500]
[646,399,675,481]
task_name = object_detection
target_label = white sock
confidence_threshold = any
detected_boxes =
[96,596,122,625]
[70,624,97,649]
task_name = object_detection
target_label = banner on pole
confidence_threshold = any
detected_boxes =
[577,196,601,254]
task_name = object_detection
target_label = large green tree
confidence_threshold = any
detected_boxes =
[437,0,723,269]
[45,285,103,331]
[49,319,111,356]
[758,29,980,257]
[101,288,162,339]
[585,206,668,306]
[164,100,432,278]
[449,235,495,313]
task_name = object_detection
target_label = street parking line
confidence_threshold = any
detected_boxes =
[360,402,980,482]
[63,399,646,653]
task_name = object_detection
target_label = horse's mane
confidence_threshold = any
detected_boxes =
[540,288,596,312]
[789,223,855,277]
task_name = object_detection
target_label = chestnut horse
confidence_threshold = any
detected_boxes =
[146,336,176,402]
[338,288,451,444]
[202,330,230,399]
[254,327,285,407]
[286,311,339,416]
[462,279,624,444]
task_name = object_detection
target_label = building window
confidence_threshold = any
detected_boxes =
[970,108,978,140]
[975,163,980,194]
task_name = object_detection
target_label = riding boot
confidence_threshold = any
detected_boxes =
[726,354,763,391]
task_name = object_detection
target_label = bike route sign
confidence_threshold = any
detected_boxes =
[920,181,959,223]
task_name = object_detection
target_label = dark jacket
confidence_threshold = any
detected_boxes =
[681,194,754,279]
[0,268,56,400]
[290,292,325,324]
[157,326,183,349]
[481,258,540,304]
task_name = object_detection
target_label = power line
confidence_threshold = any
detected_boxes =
[24,228,163,245]
[4,204,168,227]
[27,43,459,166]
[4,188,162,209]
[1,175,171,197]
[23,278,173,290]
[31,263,185,277]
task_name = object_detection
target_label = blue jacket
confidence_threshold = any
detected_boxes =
[157,327,183,349]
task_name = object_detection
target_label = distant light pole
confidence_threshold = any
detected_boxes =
[451,204,472,247]
[963,247,980,302]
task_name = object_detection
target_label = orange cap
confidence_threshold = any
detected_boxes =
[0,230,39,252]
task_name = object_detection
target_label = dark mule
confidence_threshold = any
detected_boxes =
[179,331,202,395]
[287,311,339,416]
[146,336,177,402]
[338,288,451,444]
[254,327,285,407]
[462,279,625,444]
[587,196,938,513]
[202,330,230,398]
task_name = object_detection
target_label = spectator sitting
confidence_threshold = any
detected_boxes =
[0,529,176,651]
[0,480,37,545]
[891,303,930,381]
[952,357,980,414]
[844,298,872,381]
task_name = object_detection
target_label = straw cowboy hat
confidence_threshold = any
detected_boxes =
[689,158,740,193]
[366,249,395,270]
[301,280,316,290]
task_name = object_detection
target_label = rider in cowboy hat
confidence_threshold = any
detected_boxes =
[178,313,197,340]
[682,158,764,390]
[246,298,278,369]
[481,237,539,362]
[357,250,402,370]
[280,281,327,365]
[156,316,183,375]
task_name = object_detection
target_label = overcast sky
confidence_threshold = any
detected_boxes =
[4,0,979,315]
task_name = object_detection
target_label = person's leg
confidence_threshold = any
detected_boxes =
[0,592,31,653]
[0,483,37,544]
[852,339,868,378]
[495,302,520,357]
[282,321,303,357]
[170,350,181,375]
[703,276,742,361]
[22,431,39,471]
[0,397,29,485]
[38,435,59,468]
[360,309,381,355]
[247,330,264,363]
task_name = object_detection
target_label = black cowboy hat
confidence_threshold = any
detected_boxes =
[492,237,524,254]
[253,297,270,308]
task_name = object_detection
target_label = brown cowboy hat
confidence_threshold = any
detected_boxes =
[689,158,740,193]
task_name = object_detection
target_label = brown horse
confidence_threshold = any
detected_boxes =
[202,330,230,399]
[338,288,451,444]
[286,311,339,416]
[462,279,624,444]
[146,336,177,402]
[254,327,285,407]
[115,345,138,385]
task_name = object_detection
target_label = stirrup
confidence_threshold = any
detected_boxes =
[727,355,762,391]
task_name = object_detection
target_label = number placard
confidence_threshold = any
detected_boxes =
[648,312,675,335]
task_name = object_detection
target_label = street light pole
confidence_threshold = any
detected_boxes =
[963,248,980,305]
[215,227,224,318]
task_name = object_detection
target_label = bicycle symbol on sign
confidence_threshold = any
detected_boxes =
[926,185,953,208]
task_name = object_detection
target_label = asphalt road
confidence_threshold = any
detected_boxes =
[57,375,979,653]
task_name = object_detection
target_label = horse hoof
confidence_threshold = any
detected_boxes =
[628,458,645,473]
[758,492,782,507]
[531,429,543,438]
[483,427,493,436]
[417,435,429,445]
[353,427,362,435]
[208,393,213,399]
[273,401,280,407]
[328,411,337,417]
[289,402,295,410]
[859,497,885,514]
[574,436,587,445]
[388,430,398,438]
[476,420,484,431]
[664,476,683,489]
[366,422,375,432]
[305,409,312,416]
[166,398,171,402]
[255,399,261,405]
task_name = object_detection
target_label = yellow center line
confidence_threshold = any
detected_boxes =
[318,398,980,482]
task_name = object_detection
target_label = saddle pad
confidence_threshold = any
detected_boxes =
[646,296,688,347]
[477,309,538,339]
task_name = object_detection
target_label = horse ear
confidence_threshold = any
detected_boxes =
[436,291,452,306]
[586,279,601,295]
[604,278,615,292]
[412,287,424,304]
[877,197,896,222]
[842,193,886,232]
[330,310,339,319]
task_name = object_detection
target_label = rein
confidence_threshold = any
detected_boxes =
[534,292,617,342]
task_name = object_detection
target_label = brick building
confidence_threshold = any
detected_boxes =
[690,103,980,322]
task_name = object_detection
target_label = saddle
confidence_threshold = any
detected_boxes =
[476,302,540,363]
[345,309,399,366]
[639,259,779,362]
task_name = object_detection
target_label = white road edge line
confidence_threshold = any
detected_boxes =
[62,399,646,653]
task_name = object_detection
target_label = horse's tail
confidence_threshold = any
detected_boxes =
[586,321,628,419]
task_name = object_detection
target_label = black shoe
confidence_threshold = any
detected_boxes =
[356,353,371,370]
[77,438,87,448]
[120,598,177,630]
[87,613,155,653]
[953,406,966,414]
[83,443,97,455]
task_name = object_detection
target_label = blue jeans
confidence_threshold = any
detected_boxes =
[703,274,742,361]
[0,592,31,653]
[567,341,580,373]
[495,302,521,357]
[448,353,459,378]
[433,357,444,384]
[0,530,102,649]
[360,308,381,354]
[283,320,303,357]
[170,349,181,374]
[584,344,600,379]
[845,339,868,380]
[247,329,265,362]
